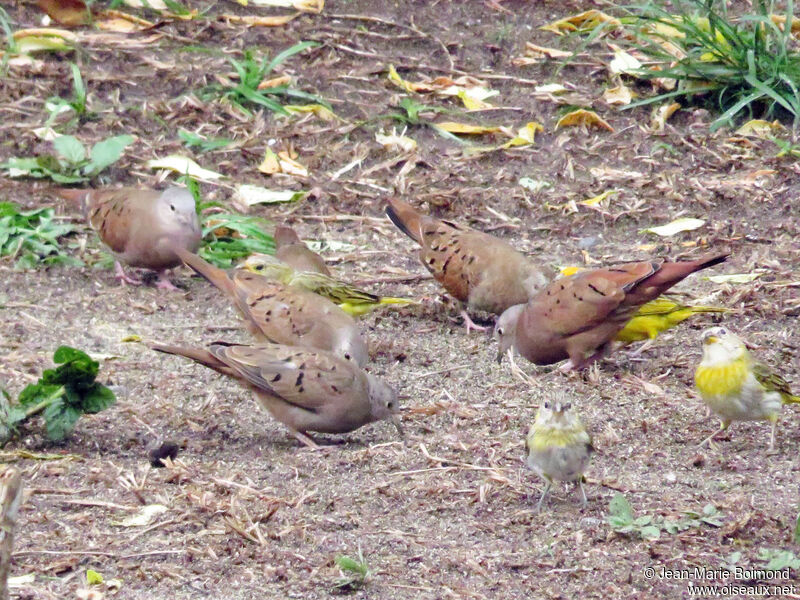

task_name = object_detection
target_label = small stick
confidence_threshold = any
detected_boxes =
[0,468,23,600]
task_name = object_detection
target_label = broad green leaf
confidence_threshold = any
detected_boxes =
[43,399,81,441]
[53,135,86,164]
[87,135,135,175]
[608,493,634,525]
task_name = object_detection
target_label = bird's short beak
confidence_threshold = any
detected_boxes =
[703,335,718,345]
[495,350,504,364]
[391,415,405,438]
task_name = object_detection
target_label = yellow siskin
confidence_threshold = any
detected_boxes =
[241,254,416,317]
[526,398,593,510]
[615,297,730,345]
[694,326,800,450]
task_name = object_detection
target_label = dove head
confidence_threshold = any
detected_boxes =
[494,304,524,363]
[157,188,201,236]
[365,373,403,436]
[334,333,369,368]
[700,326,747,366]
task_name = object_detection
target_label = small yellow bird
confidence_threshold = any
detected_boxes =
[694,327,800,450]
[241,254,416,317]
[615,297,730,345]
[526,398,593,510]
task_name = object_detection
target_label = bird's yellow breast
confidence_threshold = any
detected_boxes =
[695,358,749,398]
[527,425,587,452]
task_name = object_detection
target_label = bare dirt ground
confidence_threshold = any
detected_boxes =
[1,1,800,598]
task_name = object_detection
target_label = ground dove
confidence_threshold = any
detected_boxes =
[274,225,331,276]
[58,187,202,290]
[175,248,369,366]
[495,253,729,370]
[151,341,402,447]
[242,254,417,317]
[385,197,553,331]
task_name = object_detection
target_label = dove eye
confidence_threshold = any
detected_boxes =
[170,204,176,211]
[496,327,504,335]
[344,353,352,360]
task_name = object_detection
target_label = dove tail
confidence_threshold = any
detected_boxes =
[645,252,730,290]
[150,343,229,373]
[385,198,424,244]
[173,247,237,298]
[273,225,302,249]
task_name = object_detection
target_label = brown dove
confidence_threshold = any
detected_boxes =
[175,248,369,366]
[385,197,553,331]
[274,225,331,276]
[151,341,402,447]
[58,187,202,290]
[495,253,729,370]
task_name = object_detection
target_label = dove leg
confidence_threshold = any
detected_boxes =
[154,271,182,292]
[508,349,535,385]
[288,427,320,450]
[459,310,489,333]
[114,261,143,286]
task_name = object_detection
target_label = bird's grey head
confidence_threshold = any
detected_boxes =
[334,333,369,368]
[494,304,524,363]
[701,326,746,364]
[158,188,201,234]
[366,373,403,436]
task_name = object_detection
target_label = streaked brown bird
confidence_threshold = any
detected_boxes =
[175,248,369,366]
[58,187,202,290]
[152,341,402,448]
[495,253,729,370]
[273,225,331,276]
[385,197,553,331]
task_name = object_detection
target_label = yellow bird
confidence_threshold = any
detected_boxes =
[526,397,593,510]
[694,327,800,450]
[241,254,417,317]
[616,297,731,345]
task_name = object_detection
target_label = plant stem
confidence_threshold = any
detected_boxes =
[23,387,65,419]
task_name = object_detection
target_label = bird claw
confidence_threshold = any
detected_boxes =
[459,310,489,334]
[508,350,536,385]
[155,272,182,292]
[114,262,143,286]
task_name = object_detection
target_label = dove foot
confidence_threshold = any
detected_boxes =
[290,429,321,450]
[458,310,489,333]
[155,271,183,292]
[114,261,143,286]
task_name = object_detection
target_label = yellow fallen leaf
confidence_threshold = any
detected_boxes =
[456,88,496,110]
[433,122,502,135]
[642,217,705,237]
[112,504,167,528]
[387,66,493,101]
[555,109,614,132]
[146,155,223,180]
[603,84,635,106]
[258,148,308,177]
[650,102,681,132]
[221,13,298,26]
[236,185,307,207]
[734,119,784,138]
[580,190,616,206]
[535,83,568,94]
[608,49,641,75]
[36,0,91,26]
[523,42,572,59]
[96,10,154,31]
[257,74,291,89]
[540,10,621,35]
[559,266,584,276]
[388,64,420,93]
[501,121,544,148]
[375,129,417,152]
[284,104,338,122]
[14,35,74,53]
[246,0,323,12]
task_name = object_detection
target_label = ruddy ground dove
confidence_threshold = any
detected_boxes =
[495,253,729,370]
[385,197,552,331]
[58,187,202,290]
[151,341,401,447]
[175,248,369,366]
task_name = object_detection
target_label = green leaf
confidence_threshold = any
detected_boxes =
[86,134,135,175]
[43,399,81,441]
[795,511,800,546]
[608,493,634,525]
[86,570,104,585]
[81,385,116,413]
[640,525,661,540]
[53,135,86,164]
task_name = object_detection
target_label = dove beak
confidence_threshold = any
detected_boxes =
[496,349,505,364]
[390,415,405,438]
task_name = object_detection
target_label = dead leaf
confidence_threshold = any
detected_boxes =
[650,102,681,132]
[221,13,299,26]
[540,10,621,35]
[734,119,784,138]
[37,0,91,26]
[433,122,502,135]
[555,109,614,132]
[258,148,308,177]
[642,217,705,237]
[257,75,291,89]
[603,83,635,106]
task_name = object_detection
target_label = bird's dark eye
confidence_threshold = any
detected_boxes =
[497,327,504,335]
[170,204,176,211]
[564,402,572,410]
[344,353,352,360]
[254,264,264,271]
[543,401,550,409]
[719,328,727,335]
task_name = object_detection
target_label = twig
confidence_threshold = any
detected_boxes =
[0,468,23,600]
